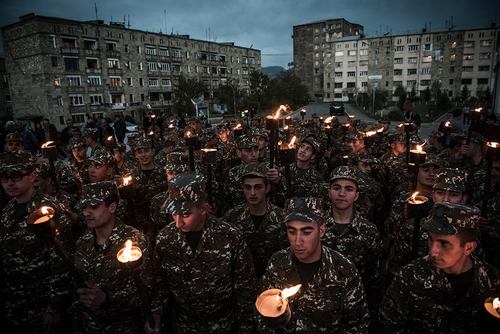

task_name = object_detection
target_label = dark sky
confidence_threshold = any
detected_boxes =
[0,0,497,68]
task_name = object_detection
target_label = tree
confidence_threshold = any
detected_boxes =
[394,84,407,112]
[436,92,451,112]
[422,86,431,102]
[217,79,245,115]
[461,84,470,104]
[173,76,208,116]
[248,70,269,110]
[431,80,443,99]
[263,70,309,110]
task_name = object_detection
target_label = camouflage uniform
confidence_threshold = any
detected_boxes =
[0,151,74,333]
[67,137,91,185]
[72,182,153,333]
[380,202,500,333]
[151,172,258,333]
[34,163,78,210]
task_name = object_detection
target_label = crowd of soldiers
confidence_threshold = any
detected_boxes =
[0,108,499,333]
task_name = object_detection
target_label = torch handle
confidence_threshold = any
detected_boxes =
[461,121,475,168]
[188,146,195,172]
[482,159,493,218]
[269,130,276,168]
[133,276,156,329]
[284,164,293,198]
[48,158,61,199]
[411,217,421,260]
[51,237,87,288]
[412,164,419,190]
[206,163,213,206]
[405,132,410,166]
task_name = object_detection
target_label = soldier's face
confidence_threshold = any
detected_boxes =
[4,141,24,152]
[297,143,315,162]
[256,136,268,150]
[84,201,117,229]
[172,203,207,233]
[427,231,476,274]
[492,162,500,183]
[135,148,154,165]
[356,161,372,175]
[33,176,51,193]
[218,131,227,142]
[329,179,359,211]
[417,165,437,188]
[243,177,270,206]
[72,147,87,162]
[392,141,406,154]
[432,189,467,204]
[237,147,259,165]
[166,170,182,181]
[89,162,113,183]
[1,169,36,199]
[138,129,145,136]
[114,151,125,163]
[286,220,325,263]
[349,140,365,153]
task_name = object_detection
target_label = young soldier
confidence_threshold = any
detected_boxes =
[72,181,152,333]
[0,151,74,332]
[68,137,91,184]
[257,197,370,333]
[82,128,105,157]
[146,172,258,333]
[380,202,500,333]
[254,128,270,166]
[135,137,169,195]
[88,150,115,183]
[223,163,286,277]
[4,132,24,152]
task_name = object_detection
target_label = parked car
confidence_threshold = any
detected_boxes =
[330,101,345,115]
[110,121,138,133]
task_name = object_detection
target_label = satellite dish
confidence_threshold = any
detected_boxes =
[122,80,126,84]
[125,62,129,67]
[147,104,151,109]
[158,63,161,67]
[86,79,91,84]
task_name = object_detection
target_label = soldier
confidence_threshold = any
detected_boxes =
[33,162,77,210]
[0,150,74,332]
[484,158,500,268]
[200,127,231,179]
[345,131,366,153]
[254,128,270,166]
[4,132,25,152]
[379,202,500,333]
[68,137,91,184]
[217,123,229,144]
[425,131,444,155]
[146,172,258,333]
[82,128,105,157]
[88,150,116,183]
[222,163,286,277]
[436,132,466,168]
[125,133,141,167]
[134,137,168,195]
[257,197,370,333]
[323,166,383,319]
[72,181,152,333]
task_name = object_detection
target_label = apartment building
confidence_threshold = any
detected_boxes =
[0,55,12,119]
[293,19,364,101]
[322,23,499,104]
[1,13,260,129]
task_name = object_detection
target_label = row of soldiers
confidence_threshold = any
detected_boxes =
[0,111,499,333]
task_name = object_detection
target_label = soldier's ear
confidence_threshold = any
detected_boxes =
[464,241,477,255]
[236,149,242,158]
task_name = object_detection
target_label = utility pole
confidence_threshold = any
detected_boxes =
[372,48,376,116]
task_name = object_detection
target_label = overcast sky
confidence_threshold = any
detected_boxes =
[0,0,497,68]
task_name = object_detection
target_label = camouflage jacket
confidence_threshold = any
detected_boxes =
[384,153,409,194]
[379,255,500,333]
[222,199,287,277]
[69,158,91,185]
[221,164,248,214]
[90,143,107,157]
[435,149,455,168]
[384,183,411,238]
[125,150,140,167]
[0,189,74,332]
[449,157,487,204]
[322,209,383,316]
[56,160,83,195]
[258,246,370,333]
[72,219,153,333]
[149,191,174,233]
[151,215,258,333]
[275,163,327,207]
[480,182,500,269]
[153,149,168,168]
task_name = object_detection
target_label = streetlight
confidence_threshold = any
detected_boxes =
[362,41,378,116]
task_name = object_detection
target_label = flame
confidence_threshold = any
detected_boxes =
[324,116,333,123]
[445,121,451,127]
[107,136,113,141]
[244,109,249,114]
[475,107,482,112]
[123,176,132,186]
[397,124,403,128]
[151,114,156,118]
[366,131,377,137]
[319,117,324,121]
[275,105,287,119]
[148,131,154,136]
[278,141,283,146]
[417,141,426,153]
[186,131,192,137]
[288,136,297,149]
[349,115,355,119]
[41,141,54,148]
[41,206,50,215]
[494,297,500,310]
[117,240,142,263]
[169,124,174,128]
[276,284,302,301]
[489,142,499,148]
[343,155,349,159]
[411,192,419,202]
[234,124,242,130]
[284,125,289,130]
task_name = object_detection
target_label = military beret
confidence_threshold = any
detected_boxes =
[242,163,268,179]
[88,150,116,166]
[0,150,33,173]
[6,132,24,142]
[301,136,320,154]
[82,128,98,137]
[165,152,190,172]
[115,142,127,152]
[434,168,466,193]
[77,181,119,208]
[422,202,480,235]
[135,137,153,149]
[34,163,52,179]
[284,197,324,224]
[161,172,205,215]
[238,135,259,149]
[330,165,358,185]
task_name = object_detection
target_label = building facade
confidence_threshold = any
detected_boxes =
[0,55,12,119]
[1,13,261,129]
[322,24,499,104]
[293,19,364,101]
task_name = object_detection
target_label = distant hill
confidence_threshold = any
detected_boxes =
[262,66,285,79]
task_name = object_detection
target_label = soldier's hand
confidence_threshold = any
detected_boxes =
[477,216,488,230]
[77,282,106,310]
[267,166,279,184]
[42,312,61,330]
[114,174,124,185]
[456,144,469,159]
[144,314,162,333]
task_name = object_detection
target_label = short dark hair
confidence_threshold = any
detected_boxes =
[452,108,462,118]
[242,174,269,186]
[104,194,120,208]
[486,114,497,122]
[457,228,478,247]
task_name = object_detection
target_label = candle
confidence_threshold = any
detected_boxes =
[408,192,424,205]
[341,123,350,133]
[484,142,500,160]
[406,192,430,219]
[364,131,376,148]
[409,142,426,164]
[404,123,413,133]
[279,137,297,164]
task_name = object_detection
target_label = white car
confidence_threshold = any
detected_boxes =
[110,121,138,133]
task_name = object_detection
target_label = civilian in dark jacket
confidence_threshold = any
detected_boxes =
[99,118,115,145]
[60,119,81,144]
[113,115,127,143]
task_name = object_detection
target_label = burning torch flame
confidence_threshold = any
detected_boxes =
[234,124,242,130]
[284,125,289,130]
[41,141,54,148]
[274,105,287,119]
[377,127,384,133]
[123,176,132,186]
[489,142,499,148]
[366,131,377,137]
[41,206,50,215]
[169,124,174,128]
[494,297,500,311]
[151,114,156,118]
[475,107,482,112]
[324,116,333,123]
[411,192,419,202]
[107,136,113,141]
[289,136,297,149]
[148,131,154,136]
[349,115,355,119]
[417,141,426,153]
[244,109,249,114]
[117,240,142,263]
[276,284,302,301]
[445,121,451,127]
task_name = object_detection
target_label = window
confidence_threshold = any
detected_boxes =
[54,78,60,86]
[108,59,119,68]
[334,83,343,88]
[359,71,368,77]
[162,79,171,86]
[361,82,368,87]
[69,95,84,105]
[394,46,404,53]
[334,93,342,98]
[129,94,134,102]
[394,69,402,75]
[89,95,103,105]
[408,45,419,52]
[420,80,431,86]
[67,76,81,86]
[407,80,416,86]
[159,48,169,56]
[360,49,368,56]
[421,68,431,74]
[438,68,443,74]
[394,58,403,64]
[64,57,79,70]
[450,66,455,73]
[137,46,141,54]
[149,79,159,86]
[347,72,355,77]
[146,46,156,55]
[172,65,181,72]
[109,77,121,86]
[478,78,488,85]
[124,44,129,53]
[422,56,432,62]
[348,50,356,56]
[452,42,456,48]
[463,54,474,60]
[462,66,473,72]
[461,78,472,85]
[394,81,402,86]
[423,44,432,51]
[480,40,492,47]
[49,35,56,48]
[449,79,454,85]
[147,62,158,71]
[138,62,143,70]
[478,65,490,71]
[172,49,180,58]
[479,52,491,59]
[347,83,355,88]
[62,38,76,49]
[335,62,342,68]
[84,40,97,50]
[334,72,342,78]
[408,69,417,75]
[464,41,475,48]
[449,91,453,97]
[348,61,356,67]
[242,69,249,75]
[72,114,85,123]
[212,80,218,87]
[335,51,343,57]
[408,57,417,64]
[141,94,145,101]
[127,78,132,86]
[450,54,456,61]
[87,59,98,69]
[159,63,170,72]
[57,97,63,105]
[139,78,144,86]
[106,41,117,52]
[359,60,368,66]
[51,57,57,66]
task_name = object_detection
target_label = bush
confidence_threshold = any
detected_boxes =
[387,108,404,121]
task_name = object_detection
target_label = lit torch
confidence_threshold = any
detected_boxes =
[256,284,301,329]
[279,136,297,197]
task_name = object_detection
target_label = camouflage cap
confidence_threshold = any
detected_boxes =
[351,151,374,165]
[253,128,269,140]
[345,131,365,141]
[82,128,98,137]
[252,115,262,121]
[284,197,324,224]
[161,172,205,215]
[238,134,259,149]
[470,132,487,147]
[330,165,358,185]
[135,137,153,149]
[409,134,425,145]
[433,168,466,193]
[76,181,119,208]
[137,125,145,130]
[148,125,160,133]
[69,128,81,136]
[0,150,33,173]
[388,131,405,143]
[6,132,24,142]
[89,150,116,166]
[450,132,467,144]
[420,153,441,168]
[431,131,444,139]
[115,142,127,152]
[312,113,318,118]
[165,152,190,172]
[127,134,141,145]
[198,128,217,142]
[242,163,268,179]
[34,163,51,179]
[171,136,188,152]
[216,123,228,133]
[163,124,180,136]
[190,116,200,124]
[301,136,320,154]
[422,202,480,235]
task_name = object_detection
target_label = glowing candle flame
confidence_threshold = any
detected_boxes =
[366,131,377,137]
[41,206,50,215]
[41,141,54,148]
[411,192,419,202]
[123,176,132,186]
[107,136,113,141]
[234,124,242,130]
[276,284,302,301]
[117,240,142,263]
[445,121,451,127]
[275,105,287,119]
[288,136,297,149]
[494,297,500,311]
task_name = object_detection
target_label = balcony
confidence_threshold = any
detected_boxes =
[146,54,158,61]
[109,86,123,93]
[160,71,171,77]
[108,68,123,75]
[159,55,170,62]
[61,47,79,55]
[88,86,104,93]
[84,49,101,57]
[171,56,182,62]
[90,105,106,112]
[105,50,120,58]
[147,70,159,76]
[67,86,85,94]
[86,68,102,74]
